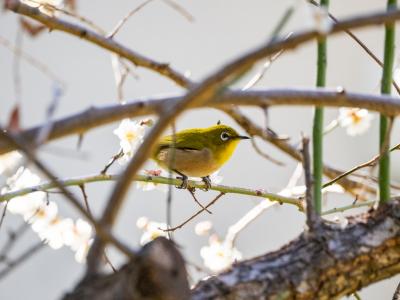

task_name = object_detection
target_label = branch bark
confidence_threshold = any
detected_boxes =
[63,238,190,300]
[1,88,400,156]
[192,198,400,300]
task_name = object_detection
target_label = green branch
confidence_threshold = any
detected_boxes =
[1,173,377,216]
[313,0,329,214]
[379,0,396,204]
[0,174,303,210]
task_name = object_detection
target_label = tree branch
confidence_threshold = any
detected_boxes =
[5,0,192,88]
[1,88,400,156]
[192,198,400,299]
[0,173,303,209]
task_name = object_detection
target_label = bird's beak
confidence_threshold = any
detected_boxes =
[236,135,250,140]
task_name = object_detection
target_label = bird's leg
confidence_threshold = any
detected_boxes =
[201,176,212,191]
[173,169,188,189]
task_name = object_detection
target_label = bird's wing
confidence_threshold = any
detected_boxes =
[156,131,206,151]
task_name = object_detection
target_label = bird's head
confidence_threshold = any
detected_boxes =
[205,125,249,163]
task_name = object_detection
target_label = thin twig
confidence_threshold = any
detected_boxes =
[161,0,195,22]
[188,187,212,214]
[393,280,400,300]
[6,1,192,88]
[250,138,285,166]
[100,149,124,174]
[308,0,400,95]
[321,200,375,215]
[0,202,9,232]
[79,184,91,215]
[242,32,292,91]
[107,0,155,38]
[162,192,225,232]
[0,241,44,280]
[0,222,30,260]
[0,35,65,87]
[323,140,399,189]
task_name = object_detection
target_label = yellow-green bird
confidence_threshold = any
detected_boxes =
[152,124,249,189]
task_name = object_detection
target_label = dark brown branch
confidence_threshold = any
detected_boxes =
[192,198,400,299]
[63,238,190,300]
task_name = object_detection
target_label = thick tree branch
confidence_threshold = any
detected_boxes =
[192,198,400,299]
[1,88,400,156]
[63,238,190,300]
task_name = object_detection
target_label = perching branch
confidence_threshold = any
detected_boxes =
[0,173,303,209]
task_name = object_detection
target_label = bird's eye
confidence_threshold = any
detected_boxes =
[220,132,230,141]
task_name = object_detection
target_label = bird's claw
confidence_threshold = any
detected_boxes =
[176,175,188,189]
[201,176,212,191]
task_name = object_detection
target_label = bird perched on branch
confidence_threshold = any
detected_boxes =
[152,124,249,190]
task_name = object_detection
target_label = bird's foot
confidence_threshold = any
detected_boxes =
[201,176,212,191]
[176,175,188,189]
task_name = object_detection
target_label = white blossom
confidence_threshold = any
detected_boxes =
[74,238,93,263]
[64,218,93,250]
[136,217,168,245]
[195,221,213,236]
[113,119,146,164]
[2,167,46,218]
[29,201,58,233]
[338,108,373,136]
[0,151,23,176]
[200,235,242,272]
[63,218,93,263]
[38,217,73,249]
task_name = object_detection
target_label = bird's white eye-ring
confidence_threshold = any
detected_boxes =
[221,132,230,141]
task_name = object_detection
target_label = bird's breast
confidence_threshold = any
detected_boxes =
[155,147,219,177]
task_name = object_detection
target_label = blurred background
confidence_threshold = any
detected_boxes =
[1,0,400,299]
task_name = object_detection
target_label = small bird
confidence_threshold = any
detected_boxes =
[152,124,249,190]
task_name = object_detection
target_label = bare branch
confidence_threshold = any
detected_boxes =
[5,0,192,88]
[2,88,400,155]
[163,192,225,232]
